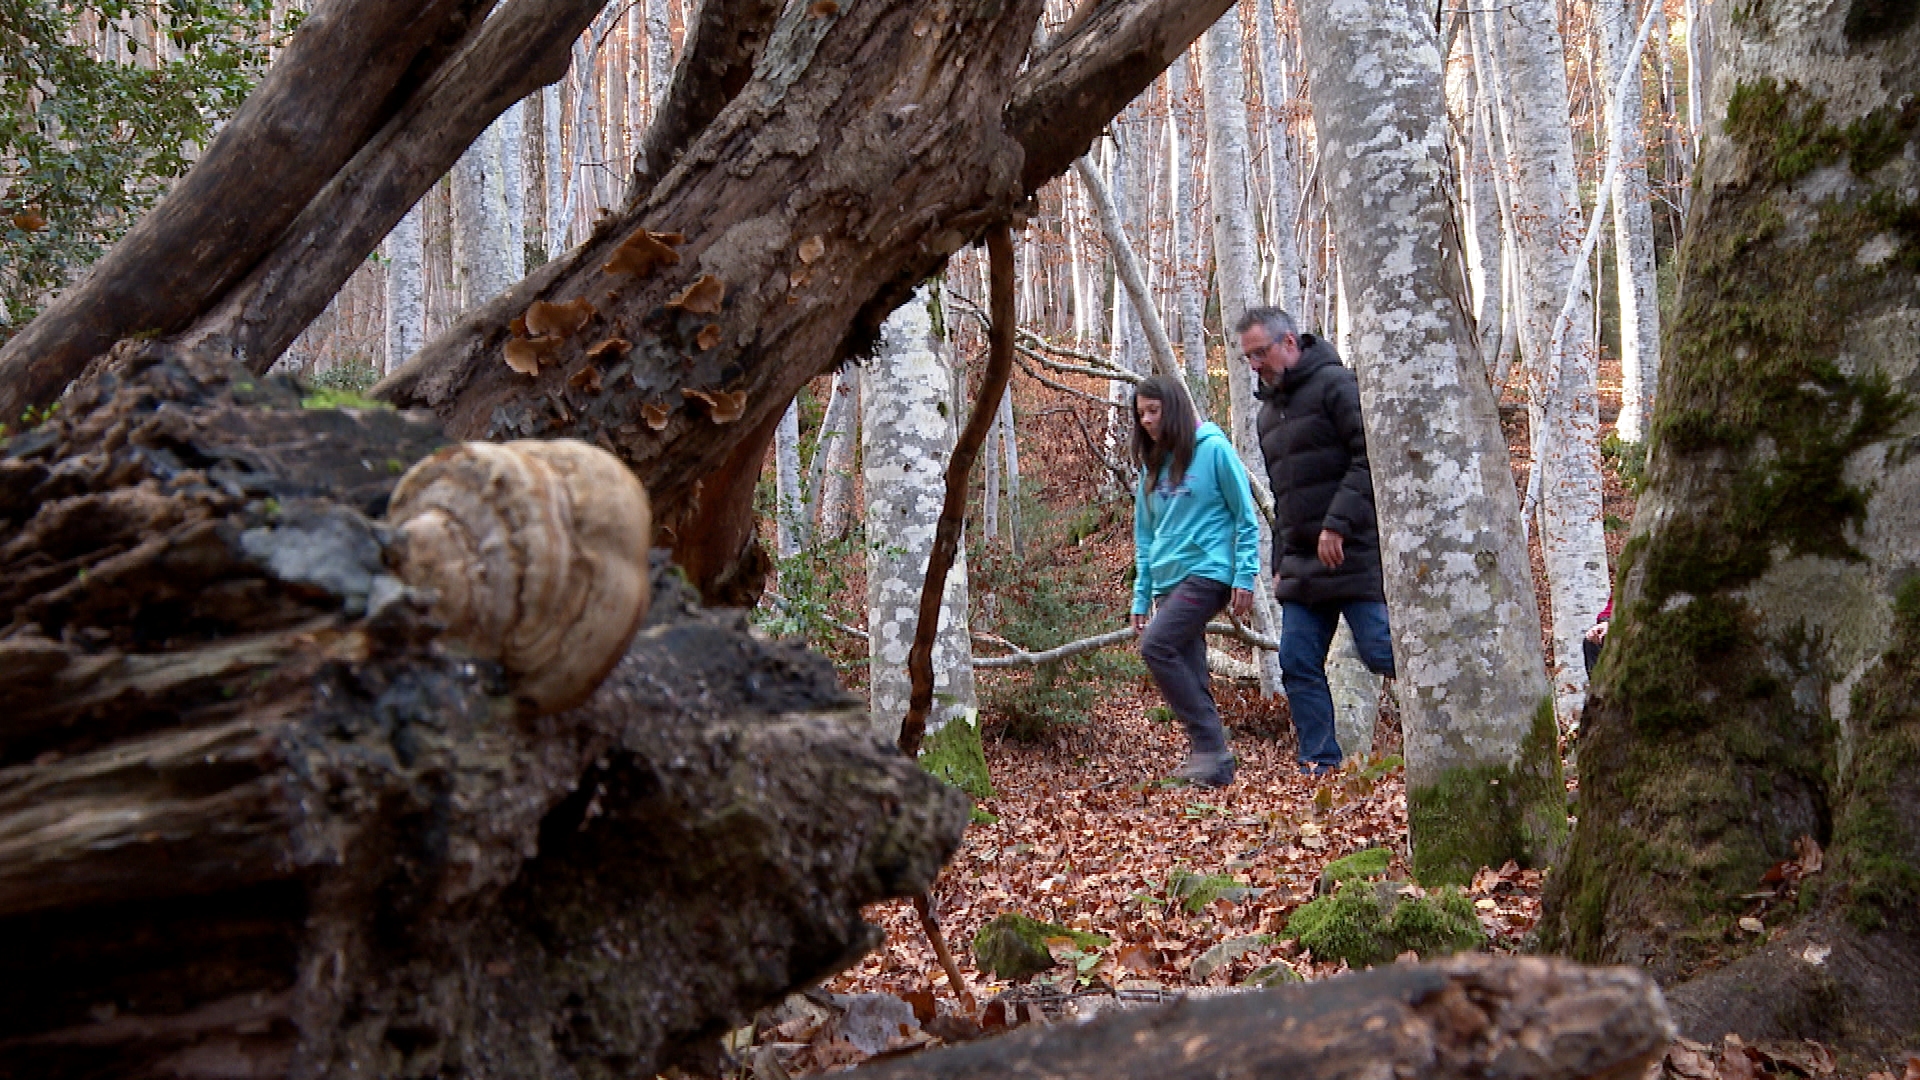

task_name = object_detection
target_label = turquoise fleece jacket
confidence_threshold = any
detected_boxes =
[1132,421,1262,615]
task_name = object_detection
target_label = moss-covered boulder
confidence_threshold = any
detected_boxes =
[1318,846,1393,894]
[1241,961,1304,987]
[970,913,1109,981]
[919,710,993,802]
[1286,880,1481,969]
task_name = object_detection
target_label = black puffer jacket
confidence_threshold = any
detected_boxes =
[1254,334,1385,605]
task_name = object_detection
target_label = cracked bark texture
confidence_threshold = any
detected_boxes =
[1297,0,1558,884]
[0,345,966,1078]
[863,290,976,744]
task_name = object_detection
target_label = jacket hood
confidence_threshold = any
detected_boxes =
[1256,333,1342,399]
[1195,420,1230,445]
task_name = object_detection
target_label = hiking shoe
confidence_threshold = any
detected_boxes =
[1298,762,1338,778]
[1170,751,1237,789]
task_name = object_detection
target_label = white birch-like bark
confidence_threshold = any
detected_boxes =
[1600,0,1661,443]
[774,401,805,558]
[999,391,1023,559]
[1296,0,1555,836]
[1066,175,1092,343]
[1203,10,1285,698]
[864,290,977,742]
[542,84,565,256]
[1466,13,1516,381]
[626,2,646,135]
[1329,620,1380,759]
[1497,0,1613,723]
[646,0,672,119]
[498,101,527,282]
[381,203,425,375]
[983,406,1001,542]
[1074,156,1181,382]
[450,121,514,311]
[816,367,861,541]
[1254,0,1301,313]
[1169,54,1212,406]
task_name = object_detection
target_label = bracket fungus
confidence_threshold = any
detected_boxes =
[387,439,652,714]
[504,335,562,376]
[525,298,597,339]
[641,402,673,430]
[695,324,723,351]
[682,388,747,424]
[666,275,726,316]
[603,230,685,277]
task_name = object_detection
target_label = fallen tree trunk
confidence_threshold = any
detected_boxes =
[854,955,1674,1080]
[0,347,967,1079]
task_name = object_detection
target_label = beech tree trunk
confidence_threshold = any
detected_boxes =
[1297,0,1560,885]
[1542,0,1920,1054]
[863,290,977,744]
[812,367,861,542]
[1598,0,1661,444]
[1203,9,1286,699]
[1494,0,1612,724]
[383,204,426,375]
[1168,53,1213,410]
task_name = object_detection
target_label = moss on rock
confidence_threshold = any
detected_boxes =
[1167,867,1254,914]
[970,913,1108,981]
[918,710,993,802]
[1834,577,1920,932]
[1406,698,1565,886]
[1286,880,1481,969]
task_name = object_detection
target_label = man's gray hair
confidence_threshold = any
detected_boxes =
[1234,306,1298,343]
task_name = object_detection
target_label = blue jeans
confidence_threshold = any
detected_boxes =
[1280,601,1396,769]
[1141,577,1232,756]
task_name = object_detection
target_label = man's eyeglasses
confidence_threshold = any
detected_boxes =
[1244,342,1284,360]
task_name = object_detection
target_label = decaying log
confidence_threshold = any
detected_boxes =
[854,955,1674,1080]
[0,347,968,1079]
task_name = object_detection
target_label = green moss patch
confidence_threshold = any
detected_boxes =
[1320,847,1392,892]
[1406,698,1565,886]
[1167,867,1255,914]
[1834,578,1920,931]
[300,387,394,411]
[1286,880,1481,970]
[970,913,1109,981]
[918,710,992,802]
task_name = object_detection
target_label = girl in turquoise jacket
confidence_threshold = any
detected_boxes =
[1129,375,1262,788]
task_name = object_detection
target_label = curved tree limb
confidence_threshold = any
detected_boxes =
[627,0,783,201]
[897,225,1015,759]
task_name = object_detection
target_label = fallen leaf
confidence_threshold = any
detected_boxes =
[667,274,726,315]
[799,235,827,264]
[585,337,631,362]
[603,229,684,277]
[504,335,561,375]
[1738,916,1765,934]
[809,0,838,14]
[1801,942,1830,966]
[1795,835,1823,877]
[683,387,746,423]
[567,366,603,394]
[526,297,596,338]
[1116,943,1158,972]
[902,989,937,1025]
[696,323,723,351]
[11,205,46,232]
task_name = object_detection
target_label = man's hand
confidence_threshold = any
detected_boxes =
[1131,613,1149,633]
[1230,588,1254,619]
[1317,529,1346,569]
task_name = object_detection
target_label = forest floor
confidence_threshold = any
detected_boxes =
[740,344,1874,1079]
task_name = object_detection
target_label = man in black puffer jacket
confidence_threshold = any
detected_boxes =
[1237,306,1396,775]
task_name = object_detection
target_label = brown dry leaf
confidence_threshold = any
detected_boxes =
[1794,835,1823,877]
[567,366,603,394]
[585,337,631,362]
[504,335,561,375]
[10,205,47,232]
[1116,943,1157,972]
[667,274,726,315]
[809,0,838,14]
[682,388,746,423]
[696,323,723,351]
[1737,917,1765,934]
[603,229,684,277]
[641,402,672,430]
[526,297,596,338]
[799,235,827,264]
[1665,1040,1718,1080]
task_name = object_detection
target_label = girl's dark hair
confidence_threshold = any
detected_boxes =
[1130,375,1199,488]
